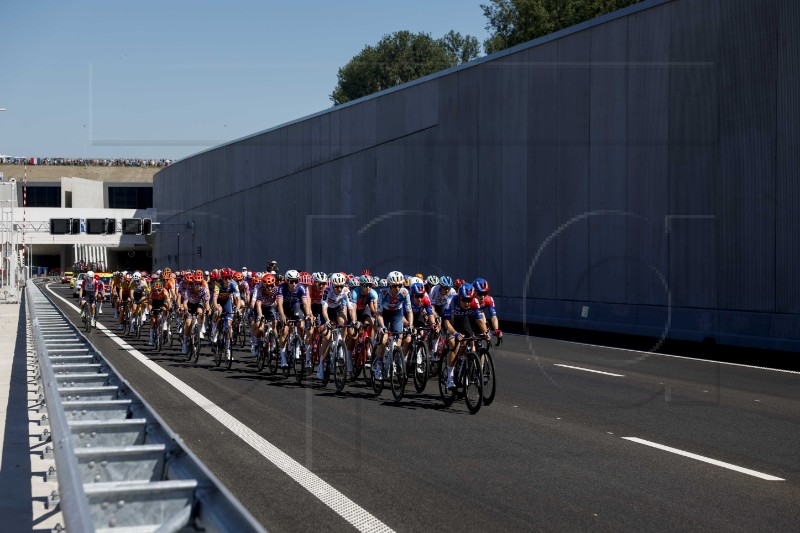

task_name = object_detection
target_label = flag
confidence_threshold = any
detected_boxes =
[29,157,39,165]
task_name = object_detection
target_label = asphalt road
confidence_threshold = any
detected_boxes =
[43,283,800,532]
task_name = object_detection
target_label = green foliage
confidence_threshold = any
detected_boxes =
[481,0,643,54]
[331,30,480,106]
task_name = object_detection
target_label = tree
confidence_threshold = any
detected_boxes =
[331,30,480,106]
[481,0,643,54]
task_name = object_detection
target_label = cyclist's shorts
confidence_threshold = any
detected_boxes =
[310,303,323,321]
[413,313,427,329]
[83,293,96,304]
[382,308,404,334]
[257,304,278,323]
[187,302,203,315]
[282,302,304,321]
[452,315,475,338]
[151,300,166,312]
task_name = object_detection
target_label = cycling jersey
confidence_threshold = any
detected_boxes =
[236,280,250,302]
[81,279,99,293]
[429,285,456,308]
[214,280,240,315]
[321,285,352,310]
[350,287,378,311]
[309,284,326,305]
[120,281,133,297]
[132,281,149,300]
[378,288,411,313]
[443,297,485,337]
[253,284,279,307]
[410,294,434,318]
[182,284,210,305]
[277,282,308,307]
[478,294,497,318]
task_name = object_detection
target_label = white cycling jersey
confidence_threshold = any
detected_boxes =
[321,285,352,309]
[429,285,456,308]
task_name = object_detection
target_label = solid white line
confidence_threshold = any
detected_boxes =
[553,364,624,377]
[44,284,394,533]
[622,437,784,481]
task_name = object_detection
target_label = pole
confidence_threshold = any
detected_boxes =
[176,233,180,270]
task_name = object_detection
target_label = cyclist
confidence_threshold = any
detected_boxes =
[78,270,99,327]
[317,272,356,380]
[130,272,150,330]
[234,271,250,315]
[375,271,413,380]
[430,276,456,318]
[276,269,311,368]
[116,273,134,331]
[250,273,279,354]
[473,278,503,341]
[348,274,378,351]
[442,283,488,389]
[181,273,211,354]
[95,273,106,315]
[148,280,172,346]
[211,268,240,362]
[424,275,439,295]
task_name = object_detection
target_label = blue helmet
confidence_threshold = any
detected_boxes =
[458,283,475,300]
[473,278,490,294]
[410,282,425,296]
[439,276,453,288]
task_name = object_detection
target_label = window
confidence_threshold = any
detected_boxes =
[26,186,61,207]
[108,187,153,209]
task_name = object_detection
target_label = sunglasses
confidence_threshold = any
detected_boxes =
[288,280,298,284]
[333,285,344,290]
[460,297,472,302]
[390,284,402,289]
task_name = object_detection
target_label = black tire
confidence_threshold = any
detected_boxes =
[225,335,233,370]
[231,316,239,348]
[155,322,162,352]
[438,355,456,407]
[256,340,267,372]
[413,342,429,393]
[370,349,383,395]
[238,315,247,348]
[333,341,348,392]
[136,313,143,339]
[464,352,483,414]
[479,349,496,405]
[192,326,202,364]
[389,347,406,402]
[266,332,279,375]
[291,337,304,384]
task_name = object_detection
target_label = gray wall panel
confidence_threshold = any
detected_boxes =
[556,31,591,301]
[589,18,628,304]
[719,0,777,312]
[777,0,800,314]
[501,52,529,302]
[153,0,799,350]
[527,41,559,301]
[626,4,670,306]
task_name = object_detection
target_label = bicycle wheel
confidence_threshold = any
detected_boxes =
[238,315,247,348]
[360,339,373,386]
[266,332,279,375]
[333,341,348,392]
[320,348,331,387]
[479,348,496,405]
[370,349,383,395]
[136,313,144,339]
[192,324,202,363]
[389,347,406,402]
[464,352,483,414]
[213,336,223,367]
[155,321,162,352]
[413,342,429,393]
[438,356,456,407]
[225,335,233,370]
[291,337,304,384]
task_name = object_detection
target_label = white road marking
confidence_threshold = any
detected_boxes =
[45,284,394,533]
[622,437,784,481]
[553,364,624,377]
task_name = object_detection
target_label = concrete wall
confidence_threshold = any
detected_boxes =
[154,0,800,351]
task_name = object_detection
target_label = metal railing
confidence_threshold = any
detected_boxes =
[27,279,267,532]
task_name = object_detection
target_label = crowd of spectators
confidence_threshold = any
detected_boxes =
[73,260,106,274]
[0,156,174,167]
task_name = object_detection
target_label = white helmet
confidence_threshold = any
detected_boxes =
[285,269,300,281]
[426,275,439,286]
[312,272,328,283]
[86,270,95,279]
[410,276,423,286]
[132,271,142,282]
[330,272,347,286]
[387,271,404,285]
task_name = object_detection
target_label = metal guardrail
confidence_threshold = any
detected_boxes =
[27,280,267,532]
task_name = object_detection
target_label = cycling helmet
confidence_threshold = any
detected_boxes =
[347,277,359,288]
[426,275,439,286]
[242,267,248,273]
[473,278,490,294]
[410,276,423,286]
[312,272,328,284]
[277,274,285,283]
[387,271,404,285]
[162,268,171,279]
[361,269,372,276]
[285,269,300,281]
[359,275,373,286]
[87,270,95,279]
[330,272,347,287]
[458,283,475,300]
[403,275,410,287]
[252,273,262,283]
[415,273,424,280]
[439,276,453,288]
[152,280,164,291]
[195,269,204,279]
[183,273,194,283]
[262,273,276,286]
[221,268,233,278]
[234,271,244,281]
[379,278,388,287]
[94,274,101,280]
[132,271,141,282]
[410,283,425,296]
[204,270,209,276]
[300,272,313,286]
[454,278,465,290]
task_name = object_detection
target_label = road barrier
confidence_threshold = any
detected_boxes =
[27,280,266,532]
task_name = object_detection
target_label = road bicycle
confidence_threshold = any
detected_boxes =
[212,312,234,370]
[438,334,484,414]
[284,319,306,384]
[254,316,280,374]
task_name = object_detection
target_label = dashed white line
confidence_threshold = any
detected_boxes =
[45,284,395,533]
[553,364,624,377]
[622,437,784,481]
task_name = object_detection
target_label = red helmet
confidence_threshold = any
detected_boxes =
[262,273,276,286]
[221,267,233,278]
[454,278,466,290]
[184,273,194,283]
[234,271,243,281]
[299,272,312,286]
[361,269,372,276]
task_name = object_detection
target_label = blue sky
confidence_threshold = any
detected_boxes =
[0,0,490,160]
